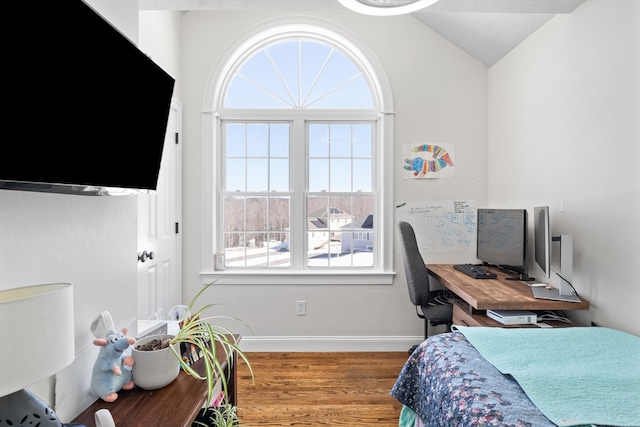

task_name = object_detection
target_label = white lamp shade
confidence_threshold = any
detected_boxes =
[0,283,75,397]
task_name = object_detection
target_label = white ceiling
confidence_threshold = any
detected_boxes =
[139,0,585,67]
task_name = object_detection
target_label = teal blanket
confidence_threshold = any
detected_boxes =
[454,326,640,426]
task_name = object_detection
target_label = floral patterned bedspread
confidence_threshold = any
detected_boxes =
[391,332,557,427]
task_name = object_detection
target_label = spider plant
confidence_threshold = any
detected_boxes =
[167,281,253,408]
[192,403,242,427]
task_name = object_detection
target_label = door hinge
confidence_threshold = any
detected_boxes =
[175,222,179,234]
[175,132,179,144]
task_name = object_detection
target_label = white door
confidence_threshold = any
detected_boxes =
[137,99,182,321]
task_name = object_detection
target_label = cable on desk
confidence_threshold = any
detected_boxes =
[537,310,573,325]
[555,271,581,298]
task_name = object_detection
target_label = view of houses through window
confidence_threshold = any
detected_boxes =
[223,199,375,268]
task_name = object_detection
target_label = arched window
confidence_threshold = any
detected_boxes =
[202,22,394,284]
[224,39,374,109]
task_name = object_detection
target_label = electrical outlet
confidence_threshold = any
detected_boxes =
[296,300,306,316]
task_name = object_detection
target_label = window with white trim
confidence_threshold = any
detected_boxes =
[205,23,394,281]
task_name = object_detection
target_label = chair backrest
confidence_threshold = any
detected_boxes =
[398,221,432,307]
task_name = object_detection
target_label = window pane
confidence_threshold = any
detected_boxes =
[352,124,372,158]
[310,76,373,108]
[247,124,269,157]
[308,195,329,218]
[270,159,289,191]
[309,124,329,158]
[247,159,268,191]
[246,197,268,231]
[328,124,352,158]
[353,159,372,192]
[307,232,331,267]
[350,195,375,220]
[267,41,299,105]
[266,195,290,268]
[330,159,351,192]
[223,196,245,231]
[300,41,332,104]
[226,159,245,191]
[225,76,291,108]
[269,232,290,267]
[304,49,374,109]
[232,50,292,107]
[247,233,269,267]
[226,124,246,157]
[308,159,329,192]
[269,197,290,231]
[224,233,246,266]
[270,124,289,157]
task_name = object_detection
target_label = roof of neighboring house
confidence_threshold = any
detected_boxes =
[343,214,373,230]
[308,218,327,230]
[308,207,353,231]
[308,206,351,220]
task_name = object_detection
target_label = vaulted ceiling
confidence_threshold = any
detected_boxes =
[139,0,585,67]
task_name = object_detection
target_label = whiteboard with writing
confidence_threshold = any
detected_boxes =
[395,200,477,264]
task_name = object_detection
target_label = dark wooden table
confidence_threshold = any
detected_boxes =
[72,335,239,427]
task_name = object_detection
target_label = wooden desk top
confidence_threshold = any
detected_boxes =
[72,363,209,427]
[428,264,589,311]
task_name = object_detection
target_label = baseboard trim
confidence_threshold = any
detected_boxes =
[238,336,424,352]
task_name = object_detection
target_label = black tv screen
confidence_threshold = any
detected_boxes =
[0,0,175,194]
[477,208,529,279]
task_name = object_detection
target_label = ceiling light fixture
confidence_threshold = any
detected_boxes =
[337,0,439,16]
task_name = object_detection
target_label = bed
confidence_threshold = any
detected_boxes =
[391,326,640,427]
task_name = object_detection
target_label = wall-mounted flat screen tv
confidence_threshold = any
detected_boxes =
[0,0,175,195]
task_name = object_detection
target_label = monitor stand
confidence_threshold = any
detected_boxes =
[532,274,580,302]
[531,286,581,303]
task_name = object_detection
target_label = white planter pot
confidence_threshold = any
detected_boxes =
[132,334,180,390]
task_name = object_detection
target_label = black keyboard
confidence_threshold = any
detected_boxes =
[453,264,497,279]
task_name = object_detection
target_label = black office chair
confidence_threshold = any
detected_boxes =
[398,221,453,353]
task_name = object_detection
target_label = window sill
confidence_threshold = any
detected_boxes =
[200,270,395,285]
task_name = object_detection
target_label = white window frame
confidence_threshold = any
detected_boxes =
[200,19,395,285]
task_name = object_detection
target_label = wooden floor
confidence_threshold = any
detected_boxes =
[235,352,409,426]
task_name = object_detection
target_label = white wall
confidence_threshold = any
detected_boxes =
[0,191,137,417]
[139,10,183,97]
[488,0,640,335]
[179,10,488,350]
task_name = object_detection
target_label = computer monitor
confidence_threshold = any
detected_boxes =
[533,206,551,279]
[531,206,579,302]
[476,208,531,280]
